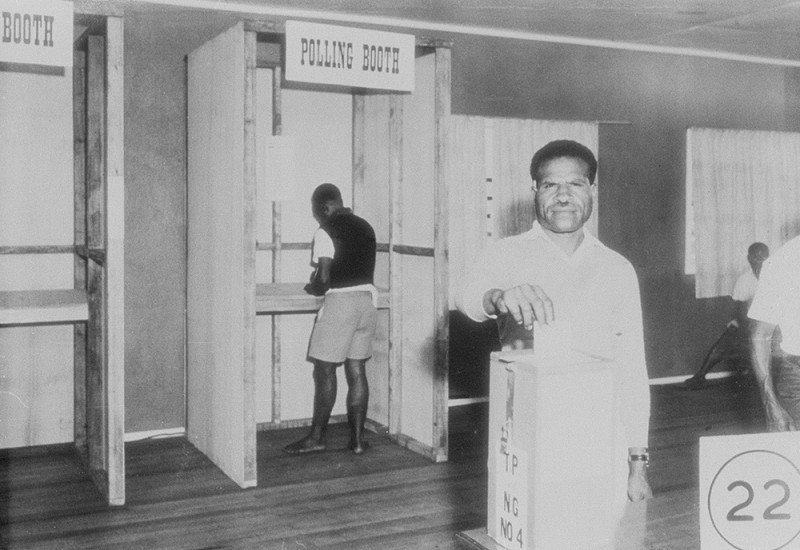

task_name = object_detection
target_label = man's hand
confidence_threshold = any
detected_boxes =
[764,396,796,432]
[627,462,652,502]
[484,284,555,329]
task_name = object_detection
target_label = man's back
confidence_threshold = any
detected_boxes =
[323,210,376,289]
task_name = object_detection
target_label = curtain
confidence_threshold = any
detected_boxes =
[447,115,487,309]
[447,116,599,307]
[688,127,800,298]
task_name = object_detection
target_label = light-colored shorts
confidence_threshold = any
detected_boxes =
[307,291,377,363]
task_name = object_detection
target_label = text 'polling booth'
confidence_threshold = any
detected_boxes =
[187,19,451,488]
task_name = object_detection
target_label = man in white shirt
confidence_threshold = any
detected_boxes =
[749,234,800,431]
[684,242,769,389]
[457,140,652,503]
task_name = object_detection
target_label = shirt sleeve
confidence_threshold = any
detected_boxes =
[613,264,651,449]
[731,271,753,302]
[311,227,335,264]
[748,258,780,325]
[456,241,508,321]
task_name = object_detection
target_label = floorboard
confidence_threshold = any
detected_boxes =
[0,375,767,549]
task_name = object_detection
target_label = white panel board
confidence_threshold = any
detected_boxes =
[0,57,73,450]
[187,22,256,488]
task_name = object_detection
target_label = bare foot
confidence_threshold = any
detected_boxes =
[349,440,370,455]
[283,436,326,455]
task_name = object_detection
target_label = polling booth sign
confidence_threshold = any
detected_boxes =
[700,432,800,550]
[284,20,415,92]
[0,0,72,71]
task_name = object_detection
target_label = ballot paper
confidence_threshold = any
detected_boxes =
[533,320,571,358]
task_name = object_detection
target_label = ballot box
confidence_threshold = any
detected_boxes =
[487,350,622,550]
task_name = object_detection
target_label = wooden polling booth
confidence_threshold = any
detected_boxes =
[0,2,125,505]
[186,19,451,488]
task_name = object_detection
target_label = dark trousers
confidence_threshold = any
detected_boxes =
[775,353,800,422]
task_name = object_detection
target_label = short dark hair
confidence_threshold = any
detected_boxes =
[748,242,769,259]
[530,140,598,184]
[311,183,342,206]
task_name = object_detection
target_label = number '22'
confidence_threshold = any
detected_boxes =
[727,479,792,521]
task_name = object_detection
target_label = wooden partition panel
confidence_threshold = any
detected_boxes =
[84,33,107,483]
[353,94,393,430]
[76,16,126,506]
[187,22,257,488]
[433,47,451,458]
[73,47,88,453]
[354,46,450,461]
[103,15,126,507]
[398,51,437,457]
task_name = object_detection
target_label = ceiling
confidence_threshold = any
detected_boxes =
[183,0,800,64]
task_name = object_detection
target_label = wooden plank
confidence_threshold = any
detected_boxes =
[352,95,365,212]
[0,62,64,76]
[84,33,107,494]
[242,28,258,485]
[393,244,434,257]
[270,65,283,426]
[240,22,447,49]
[0,245,76,254]
[104,15,126,507]
[73,48,88,451]
[388,93,403,438]
[255,283,390,313]
[74,246,106,265]
[432,46,451,462]
[187,22,256,489]
[255,241,309,251]
[396,52,436,455]
[417,37,454,48]
[351,93,391,430]
[86,36,105,251]
[74,0,124,17]
[0,290,89,325]
[243,20,284,34]
[86,259,105,478]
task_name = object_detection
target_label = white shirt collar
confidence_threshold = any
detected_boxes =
[523,221,603,256]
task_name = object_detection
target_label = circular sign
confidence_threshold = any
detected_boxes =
[708,449,800,550]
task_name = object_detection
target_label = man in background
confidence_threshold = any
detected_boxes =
[684,242,769,389]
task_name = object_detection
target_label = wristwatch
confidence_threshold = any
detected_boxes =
[628,452,650,467]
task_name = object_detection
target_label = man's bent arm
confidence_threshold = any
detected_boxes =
[749,319,792,431]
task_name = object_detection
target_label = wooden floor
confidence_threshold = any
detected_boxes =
[0,375,765,549]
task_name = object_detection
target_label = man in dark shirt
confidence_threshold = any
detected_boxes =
[284,183,377,455]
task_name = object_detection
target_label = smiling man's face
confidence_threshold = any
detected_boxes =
[533,156,595,235]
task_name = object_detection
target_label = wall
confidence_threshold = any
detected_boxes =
[124,10,239,433]
[451,36,800,377]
